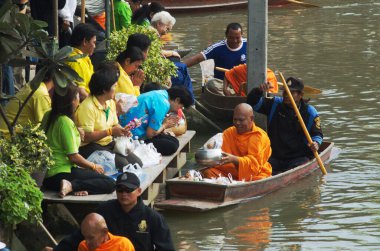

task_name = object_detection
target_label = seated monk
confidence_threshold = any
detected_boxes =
[201,103,272,181]
[78,213,135,251]
[223,64,278,96]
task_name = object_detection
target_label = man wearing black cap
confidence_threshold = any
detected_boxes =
[247,77,323,174]
[45,172,175,251]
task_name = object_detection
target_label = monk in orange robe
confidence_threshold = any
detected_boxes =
[223,64,278,96]
[202,103,272,181]
[78,213,135,251]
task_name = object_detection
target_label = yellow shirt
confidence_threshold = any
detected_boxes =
[0,83,51,132]
[75,95,118,146]
[66,47,94,94]
[115,62,140,96]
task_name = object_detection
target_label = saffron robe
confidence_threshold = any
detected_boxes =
[202,124,272,181]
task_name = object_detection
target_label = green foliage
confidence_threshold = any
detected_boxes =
[0,163,43,226]
[0,123,53,226]
[0,123,54,174]
[106,25,177,85]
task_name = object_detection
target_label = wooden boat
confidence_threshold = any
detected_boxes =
[155,141,334,212]
[156,0,307,13]
[158,0,298,11]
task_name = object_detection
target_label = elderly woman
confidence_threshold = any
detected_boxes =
[42,84,115,198]
[150,11,195,104]
[150,11,180,58]
[75,62,142,169]
[115,46,145,96]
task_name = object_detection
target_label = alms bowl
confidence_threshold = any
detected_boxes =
[195,148,223,166]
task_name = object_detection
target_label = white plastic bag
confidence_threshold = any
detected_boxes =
[122,163,148,184]
[87,150,118,176]
[115,93,138,114]
[204,133,223,149]
[133,143,162,167]
[114,136,134,156]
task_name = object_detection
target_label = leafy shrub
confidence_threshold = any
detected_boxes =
[0,163,43,226]
[106,25,177,85]
[0,123,54,174]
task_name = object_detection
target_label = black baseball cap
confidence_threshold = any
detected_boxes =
[116,172,140,190]
[286,77,304,92]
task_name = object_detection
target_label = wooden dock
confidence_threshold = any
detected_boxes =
[43,130,196,207]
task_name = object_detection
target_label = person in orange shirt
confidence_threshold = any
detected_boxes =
[201,103,272,181]
[223,64,278,96]
[78,213,135,251]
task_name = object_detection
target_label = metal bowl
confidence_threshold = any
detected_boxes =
[195,148,223,166]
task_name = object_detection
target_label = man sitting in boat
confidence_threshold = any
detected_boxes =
[223,64,279,96]
[247,77,323,175]
[183,22,247,80]
[201,103,272,181]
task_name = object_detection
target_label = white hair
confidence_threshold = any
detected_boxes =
[151,11,176,26]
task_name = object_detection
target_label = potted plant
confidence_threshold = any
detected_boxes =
[106,25,177,85]
[0,0,83,246]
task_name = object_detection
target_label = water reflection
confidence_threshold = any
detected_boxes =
[167,0,380,250]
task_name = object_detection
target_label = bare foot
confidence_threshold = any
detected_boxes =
[59,179,73,198]
[73,191,88,196]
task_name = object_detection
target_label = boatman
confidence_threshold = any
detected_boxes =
[247,77,323,175]
[183,22,247,80]
[201,103,272,181]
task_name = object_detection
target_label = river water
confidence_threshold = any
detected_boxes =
[162,1,380,250]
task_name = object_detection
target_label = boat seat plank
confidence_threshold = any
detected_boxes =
[43,130,196,206]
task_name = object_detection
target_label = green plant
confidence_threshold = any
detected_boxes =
[0,163,43,226]
[0,0,75,230]
[0,0,83,136]
[0,123,54,174]
[106,25,177,85]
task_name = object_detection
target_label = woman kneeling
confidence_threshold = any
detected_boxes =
[42,85,115,198]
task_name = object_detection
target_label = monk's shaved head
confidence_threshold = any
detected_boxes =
[234,103,254,118]
[233,103,254,134]
[81,213,108,251]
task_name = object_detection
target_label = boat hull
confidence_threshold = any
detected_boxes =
[156,0,300,13]
[156,142,334,211]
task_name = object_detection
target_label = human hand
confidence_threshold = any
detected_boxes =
[220,152,238,165]
[77,127,85,141]
[259,82,273,92]
[94,164,104,174]
[62,20,70,31]
[131,69,145,87]
[42,247,53,251]
[163,114,179,129]
[112,125,130,137]
[309,141,320,152]
[171,51,181,58]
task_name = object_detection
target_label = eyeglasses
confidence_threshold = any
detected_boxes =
[116,187,136,193]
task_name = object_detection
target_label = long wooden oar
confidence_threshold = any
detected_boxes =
[215,66,321,94]
[110,0,116,31]
[287,0,319,8]
[278,71,327,175]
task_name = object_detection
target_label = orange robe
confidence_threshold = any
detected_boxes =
[225,64,278,96]
[78,232,135,251]
[202,124,272,181]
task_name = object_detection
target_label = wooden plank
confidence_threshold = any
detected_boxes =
[43,130,196,205]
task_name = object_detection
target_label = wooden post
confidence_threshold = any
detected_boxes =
[53,0,58,39]
[105,0,111,48]
[247,0,268,92]
[81,0,86,23]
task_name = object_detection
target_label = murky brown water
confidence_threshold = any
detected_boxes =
[162,1,380,250]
